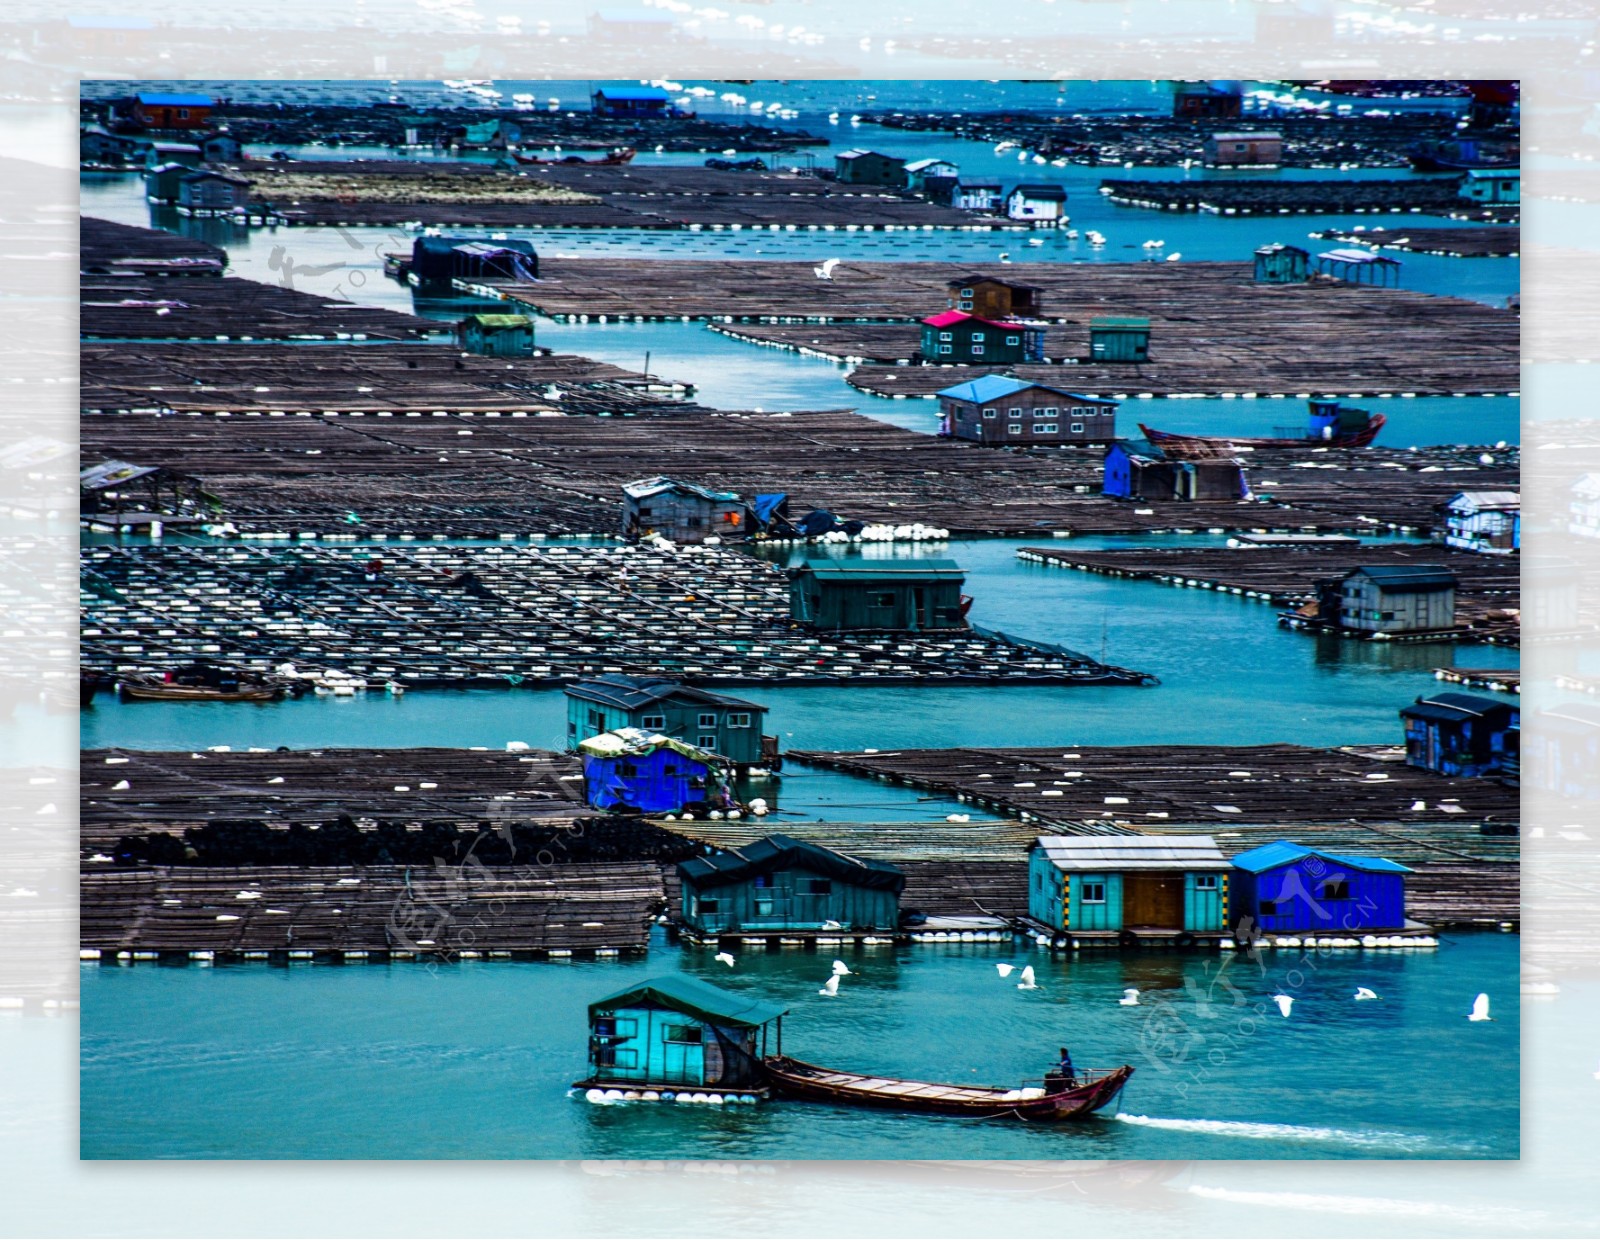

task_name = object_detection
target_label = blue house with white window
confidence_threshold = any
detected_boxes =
[936,375,1118,447]
[678,835,905,934]
[1228,840,1412,934]
[1028,835,1231,941]
[564,674,770,767]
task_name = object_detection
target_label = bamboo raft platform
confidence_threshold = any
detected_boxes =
[81,217,228,277]
[1099,176,1507,219]
[79,862,664,958]
[80,275,446,342]
[1431,667,1518,693]
[1016,543,1520,623]
[81,542,1151,688]
[1310,226,1520,258]
[266,163,995,231]
[81,342,691,416]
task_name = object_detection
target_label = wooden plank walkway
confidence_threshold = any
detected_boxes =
[81,217,227,276]
[1311,226,1520,258]
[1099,176,1498,217]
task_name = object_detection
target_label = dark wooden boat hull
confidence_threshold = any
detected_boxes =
[118,683,283,703]
[1139,414,1386,451]
[514,148,636,166]
[761,1056,1133,1122]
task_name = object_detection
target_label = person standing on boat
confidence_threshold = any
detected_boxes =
[1046,1047,1077,1091]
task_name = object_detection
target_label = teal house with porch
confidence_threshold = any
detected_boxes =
[678,834,905,934]
[1028,835,1231,940]
[581,975,786,1092]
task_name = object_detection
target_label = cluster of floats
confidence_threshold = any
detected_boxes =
[572,976,1133,1124]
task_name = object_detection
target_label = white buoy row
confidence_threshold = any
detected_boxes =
[578,1088,761,1106]
[909,930,1011,943]
[1256,935,1439,950]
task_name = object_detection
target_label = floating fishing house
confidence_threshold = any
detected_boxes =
[788,558,968,632]
[115,91,214,131]
[406,235,538,288]
[937,376,1117,446]
[621,476,747,543]
[903,157,959,192]
[143,162,190,204]
[590,85,674,119]
[80,459,205,524]
[200,132,242,163]
[176,171,251,211]
[1400,692,1519,778]
[1315,248,1402,286]
[1172,80,1242,119]
[833,149,907,187]
[455,313,536,357]
[581,976,786,1094]
[1326,565,1458,634]
[677,834,905,936]
[579,728,731,814]
[1253,243,1310,284]
[919,310,1041,366]
[945,275,1041,320]
[1006,183,1068,223]
[952,180,1004,212]
[1206,131,1283,166]
[565,674,770,767]
[1460,168,1520,204]
[1088,316,1151,363]
[1439,491,1520,555]
[144,140,202,168]
[1103,439,1248,501]
[1227,840,1412,934]
[1027,836,1231,945]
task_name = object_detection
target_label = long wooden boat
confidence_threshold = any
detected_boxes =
[762,1055,1133,1123]
[513,147,636,166]
[1139,412,1386,451]
[118,681,283,703]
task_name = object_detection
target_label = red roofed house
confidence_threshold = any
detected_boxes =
[919,310,1044,365]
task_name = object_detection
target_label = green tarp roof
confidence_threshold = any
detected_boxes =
[589,975,787,1028]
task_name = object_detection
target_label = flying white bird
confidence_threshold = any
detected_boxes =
[814,258,841,280]
[819,974,840,997]
[1354,987,1379,1001]
[1469,993,1492,1021]
[831,960,851,976]
[1016,965,1038,991]
[996,963,1016,978]
[714,952,736,967]
[1273,994,1294,1018]
[1119,988,1141,1006]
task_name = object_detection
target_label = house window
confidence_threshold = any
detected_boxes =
[939,345,953,355]
[971,332,985,342]
[664,1024,703,1045]
[587,708,605,731]
[618,761,638,777]
[611,1048,638,1068]
[982,408,997,419]
[753,876,770,889]
[1195,875,1219,890]
[1321,880,1350,900]
[960,288,973,297]
[1070,423,1084,434]
[567,721,577,739]
[971,345,985,356]
[754,899,775,917]
[698,898,719,914]
[959,300,972,310]
[1036,424,1057,433]
[1259,900,1278,915]
[1009,408,1023,418]
[1081,881,1106,903]
[1008,424,1023,435]
[698,735,716,750]
[178,108,190,119]
[1006,336,1019,346]
[806,878,833,895]
[698,713,717,728]
[1037,407,1056,418]
[939,332,953,342]
[641,714,665,730]
[871,592,896,607]
[727,712,751,728]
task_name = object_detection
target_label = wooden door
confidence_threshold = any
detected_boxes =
[1123,875,1184,928]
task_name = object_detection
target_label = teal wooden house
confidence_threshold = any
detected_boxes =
[582,975,786,1092]
[678,834,905,934]
[565,674,770,768]
[788,558,969,632]
[1088,316,1151,363]
[1029,836,1231,941]
[1254,243,1310,284]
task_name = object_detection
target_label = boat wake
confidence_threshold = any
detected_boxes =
[1113,1113,1438,1152]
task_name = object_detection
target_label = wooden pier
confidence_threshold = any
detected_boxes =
[82,542,1152,688]
[1311,226,1520,258]
[1016,543,1521,629]
[1099,176,1503,218]
[81,217,227,277]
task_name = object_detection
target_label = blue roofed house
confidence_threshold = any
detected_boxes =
[581,975,786,1092]
[564,674,771,768]
[677,834,906,935]
[578,728,732,814]
[1228,840,1412,934]
[124,92,215,131]
[590,84,675,118]
[936,375,1117,447]
[1400,692,1520,778]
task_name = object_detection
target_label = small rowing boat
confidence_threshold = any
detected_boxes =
[118,681,283,703]
[762,1055,1133,1122]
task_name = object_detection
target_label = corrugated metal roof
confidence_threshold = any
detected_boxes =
[1033,835,1230,872]
[935,375,1113,406]
[564,674,764,713]
[80,460,159,490]
[1090,316,1151,329]
[1010,183,1067,198]
[1346,564,1458,590]
[904,158,957,173]
[1212,131,1282,141]
[680,833,905,893]
[1318,248,1401,265]
[1401,692,1516,722]
[589,975,787,1028]
[920,309,1027,330]
[1446,490,1520,511]
[593,86,671,100]
[136,92,214,108]
[1228,839,1412,875]
[796,557,964,582]
[621,475,740,503]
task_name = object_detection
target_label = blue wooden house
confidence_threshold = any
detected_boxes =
[1103,440,1248,502]
[1400,692,1520,777]
[1028,836,1230,941]
[678,834,905,935]
[1254,243,1309,284]
[578,728,732,814]
[1228,840,1412,933]
[582,975,786,1092]
[565,674,770,767]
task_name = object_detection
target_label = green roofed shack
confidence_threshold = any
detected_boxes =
[788,557,969,632]
[455,313,535,356]
[1089,316,1151,363]
[582,975,788,1091]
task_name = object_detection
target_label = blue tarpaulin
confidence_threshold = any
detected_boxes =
[578,729,730,813]
[751,493,789,526]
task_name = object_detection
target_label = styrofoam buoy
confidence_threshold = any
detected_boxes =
[585,1088,606,1103]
